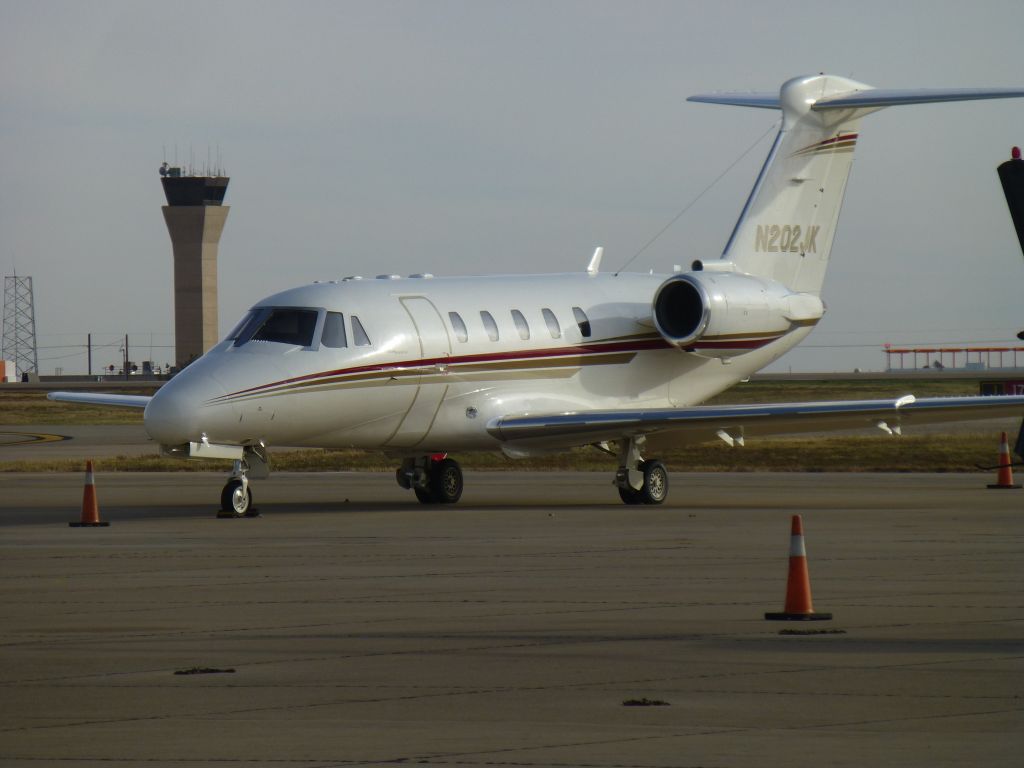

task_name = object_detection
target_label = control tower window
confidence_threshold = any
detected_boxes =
[321,312,348,348]
[351,316,371,347]
[250,308,319,347]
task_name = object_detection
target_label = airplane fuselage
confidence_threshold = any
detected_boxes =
[143,272,813,454]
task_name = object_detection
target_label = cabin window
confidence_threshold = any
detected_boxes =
[249,308,319,347]
[542,308,561,339]
[321,312,348,348]
[572,306,591,338]
[351,316,371,346]
[449,311,468,343]
[480,311,499,342]
[511,309,530,340]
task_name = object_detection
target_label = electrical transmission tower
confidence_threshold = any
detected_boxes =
[2,275,39,379]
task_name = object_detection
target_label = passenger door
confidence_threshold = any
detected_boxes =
[385,296,451,449]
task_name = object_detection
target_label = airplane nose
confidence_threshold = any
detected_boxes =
[144,383,200,446]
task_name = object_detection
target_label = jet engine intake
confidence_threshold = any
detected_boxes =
[652,272,823,357]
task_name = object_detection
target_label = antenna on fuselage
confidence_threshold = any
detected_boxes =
[586,246,604,276]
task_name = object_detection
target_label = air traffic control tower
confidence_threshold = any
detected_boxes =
[160,164,229,367]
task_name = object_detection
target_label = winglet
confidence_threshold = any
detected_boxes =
[587,247,604,276]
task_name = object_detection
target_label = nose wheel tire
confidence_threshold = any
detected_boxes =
[220,479,253,517]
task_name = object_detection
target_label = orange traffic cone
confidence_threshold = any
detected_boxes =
[987,432,1021,489]
[765,515,831,621]
[69,460,109,527]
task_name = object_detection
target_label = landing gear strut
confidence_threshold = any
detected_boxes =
[615,436,668,505]
[396,454,464,504]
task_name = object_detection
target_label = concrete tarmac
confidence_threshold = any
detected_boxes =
[1,470,1022,767]
[0,424,153,459]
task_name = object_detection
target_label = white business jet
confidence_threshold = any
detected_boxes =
[52,74,1024,515]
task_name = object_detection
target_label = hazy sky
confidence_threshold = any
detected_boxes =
[3,0,1024,374]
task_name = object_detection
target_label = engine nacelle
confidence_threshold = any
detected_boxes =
[652,271,824,358]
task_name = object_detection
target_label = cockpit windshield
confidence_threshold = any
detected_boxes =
[232,308,319,347]
[226,311,260,342]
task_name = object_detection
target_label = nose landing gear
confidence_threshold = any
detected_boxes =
[396,454,464,504]
[218,450,267,518]
[220,473,253,517]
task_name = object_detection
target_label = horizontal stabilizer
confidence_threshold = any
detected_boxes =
[47,392,151,408]
[687,93,780,109]
[687,86,1024,111]
[814,87,1024,110]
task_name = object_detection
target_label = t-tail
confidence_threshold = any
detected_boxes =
[690,74,1024,295]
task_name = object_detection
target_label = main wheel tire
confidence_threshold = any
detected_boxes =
[639,460,668,505]
[414,486,436,504]
[430,458,463,504]
[220,479,253,516]
[617,485,643,505]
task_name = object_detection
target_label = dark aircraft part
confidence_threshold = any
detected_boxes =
[652,277,707,344]
[997,147,1024,257]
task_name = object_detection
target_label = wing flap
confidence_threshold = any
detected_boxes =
[488,395,1024,447]
[47,392,152,408]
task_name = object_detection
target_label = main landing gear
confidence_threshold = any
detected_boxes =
[614,436,668,505]
[396,454,464,504]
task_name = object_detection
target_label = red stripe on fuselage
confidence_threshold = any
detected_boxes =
[213,337,673,401]
[211,332,784,403]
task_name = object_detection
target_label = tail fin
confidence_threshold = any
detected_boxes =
[690,75,1024,294]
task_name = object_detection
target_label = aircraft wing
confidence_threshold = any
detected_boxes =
[47,392,152,408]
[488,395,1024,447]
